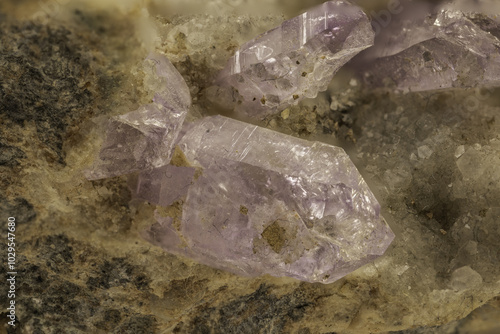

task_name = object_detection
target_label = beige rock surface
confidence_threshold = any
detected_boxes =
[1,1,499,333]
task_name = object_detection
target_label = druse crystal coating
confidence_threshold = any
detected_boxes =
[215,0,374,118]
[140,116,394,284]
[84,53,191,180]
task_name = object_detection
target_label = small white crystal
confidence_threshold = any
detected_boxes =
[449,266,483,291]
[417,145,433,159]
[455,145,465,158]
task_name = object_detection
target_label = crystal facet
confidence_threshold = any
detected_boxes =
[84,53,191,180]
[361,3,500,92]
[140,115,394,284]
[215,0,374,118]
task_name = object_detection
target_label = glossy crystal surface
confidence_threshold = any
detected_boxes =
[141,116,394,284]
[215,0,374,118]
[85,53,191,180]
[363,3,500,92]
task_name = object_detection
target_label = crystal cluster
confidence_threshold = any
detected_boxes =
[214,0,374,118]
[360,1,500,92]
[84,53,191,180]
[139,116,394,283]
[85,2,396,284]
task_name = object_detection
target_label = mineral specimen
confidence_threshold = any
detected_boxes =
[214,0,374,118]
[84,53,191,180]
[140,115,394,284]
[361,2,500,92]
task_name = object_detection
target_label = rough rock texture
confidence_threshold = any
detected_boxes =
[1,0,500,333]
[139,115,394,284]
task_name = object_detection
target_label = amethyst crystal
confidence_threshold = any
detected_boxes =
[84,53,191,180]
[140,116,394,284]
[214,0,374,118]
[361,2,500,92]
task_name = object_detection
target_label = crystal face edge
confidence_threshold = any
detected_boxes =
[139,115,395,284]
[84,53,191,180]
[359,5,500,92]
[214,0,375,118]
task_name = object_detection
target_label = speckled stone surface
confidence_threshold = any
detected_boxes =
[1,1,500,334]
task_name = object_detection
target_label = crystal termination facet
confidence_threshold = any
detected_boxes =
[140,116,394,284]
[362,5,500,92]
[215,0,374,118]
[84,53,191,180]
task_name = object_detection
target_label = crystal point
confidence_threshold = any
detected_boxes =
[361,3,500,92]
[140,116,394,284]
[85,53,191,180]
[215,0,374,118]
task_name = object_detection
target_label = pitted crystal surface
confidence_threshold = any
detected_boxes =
[215,0,374,118]
[140,115,394,284]
[84,53,191,180]
[362,3,500,92]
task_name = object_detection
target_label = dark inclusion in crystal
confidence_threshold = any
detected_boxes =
[214,0,374,118]
[140,116,394,284]
[85,3,395,284]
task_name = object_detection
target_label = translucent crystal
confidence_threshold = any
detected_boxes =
[140,115,394,284]
[215,0,374,118]
[361,3,500,92]
[84,53,191,180]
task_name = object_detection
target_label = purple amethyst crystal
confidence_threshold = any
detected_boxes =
[140,116,394,284]
[84,53,191,180]
[214,0,374,118]
[360,2,500,92]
